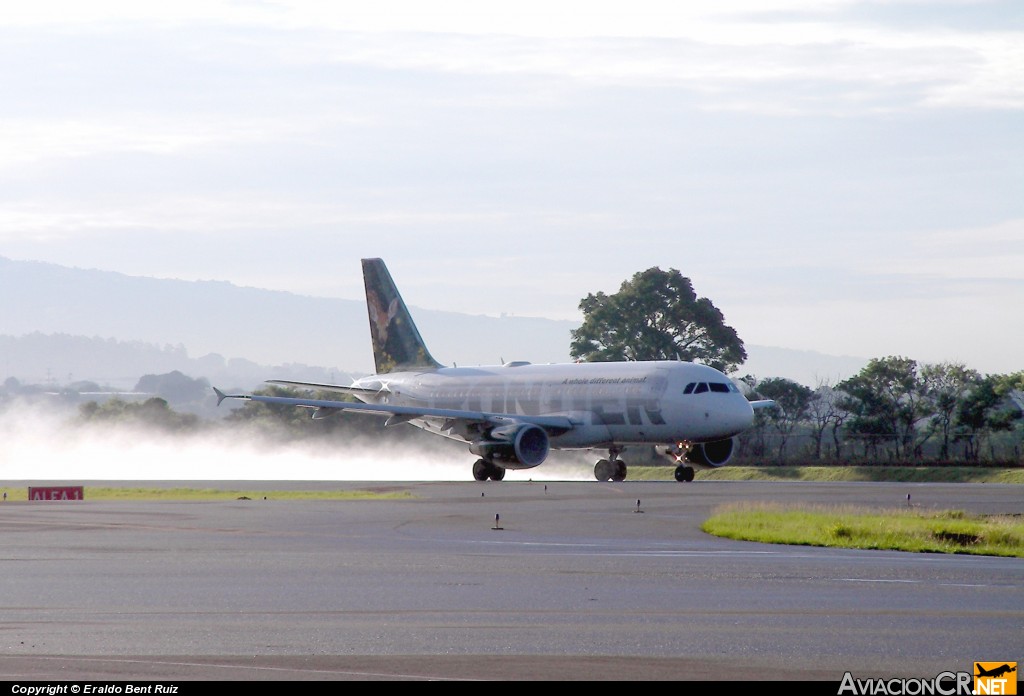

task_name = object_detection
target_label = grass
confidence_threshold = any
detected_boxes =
[701,502,1024,558]
[1,487,412,501]
[627,465,1024,484]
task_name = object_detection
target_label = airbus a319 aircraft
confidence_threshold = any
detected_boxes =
[216,258,773,482]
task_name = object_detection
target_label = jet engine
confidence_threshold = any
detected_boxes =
[685,438,735,467]
[470,424,550,469]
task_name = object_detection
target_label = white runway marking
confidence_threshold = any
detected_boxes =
[842,578,1000,588]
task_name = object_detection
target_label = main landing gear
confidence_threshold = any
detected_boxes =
[594,448,627,482]
[473,458,506,481]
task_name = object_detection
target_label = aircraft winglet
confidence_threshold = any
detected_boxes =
[213,387,249,407]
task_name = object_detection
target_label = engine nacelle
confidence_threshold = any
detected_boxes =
[470,424,550,469]
[686,438,735,467]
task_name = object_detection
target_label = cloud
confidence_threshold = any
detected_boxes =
[0,1,1018,375]
[4,2,1020,115]
[865,218,1024,283]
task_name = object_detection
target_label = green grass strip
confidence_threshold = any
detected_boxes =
[0,487,412,501]
[702,502,1024,558]
[628,466,1024,483]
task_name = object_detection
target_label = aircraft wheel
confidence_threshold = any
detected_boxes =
[473,459,490,481]
[490,466,506,481]
[674,465,695,482]
[594,459,614,481]
[611,460,627,482]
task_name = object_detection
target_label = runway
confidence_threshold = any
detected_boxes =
[0,480,1021,681]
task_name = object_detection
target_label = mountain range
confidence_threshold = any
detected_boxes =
[1,256,867,390]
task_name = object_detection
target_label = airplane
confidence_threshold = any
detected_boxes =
[975,664,1016,679]
[215,258,774,482]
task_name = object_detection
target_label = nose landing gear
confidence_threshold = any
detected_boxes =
[666,441,695,483]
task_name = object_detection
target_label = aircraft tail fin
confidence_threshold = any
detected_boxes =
[362,258,443,374]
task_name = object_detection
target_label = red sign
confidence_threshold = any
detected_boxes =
[28,486,84,501]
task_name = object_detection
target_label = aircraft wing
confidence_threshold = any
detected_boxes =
[265,379,379,396]
[213,388,575,432]
[749,399,776,410]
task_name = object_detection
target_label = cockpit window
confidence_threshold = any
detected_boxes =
[685,381,740,395]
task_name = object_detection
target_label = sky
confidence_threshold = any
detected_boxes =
[1,0,1021,376]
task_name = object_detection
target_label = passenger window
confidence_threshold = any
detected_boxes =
[694,383,709,394]
[683,382,696,394]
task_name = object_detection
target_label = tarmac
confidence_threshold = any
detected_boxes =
[0,479,1021,681]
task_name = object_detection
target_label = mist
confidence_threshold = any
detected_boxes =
[0,403,592,482]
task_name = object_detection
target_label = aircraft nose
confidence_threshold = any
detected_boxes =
[707,397,755,439]
[733,397,755,431]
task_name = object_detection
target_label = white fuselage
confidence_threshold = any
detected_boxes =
[352,360,755,449]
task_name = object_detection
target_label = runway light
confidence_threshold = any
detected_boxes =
[492,513,503,531]
[634,499,644,514]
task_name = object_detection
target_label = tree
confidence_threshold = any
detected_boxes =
[955,372,1023,461]
[838,356,930,460]
[806,380,849,461]
[753,377,814,460]
[995,371,1024,459]
[78,397,199,432]
[135,370,210,404]
[569,267,747,372]
[920,362,979,459]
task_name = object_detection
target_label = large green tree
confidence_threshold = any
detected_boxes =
[838,356,925,459]
[569,267,747,372]
[920,362,979,459]
[754,377,814,460]
[955,372,1023,460]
